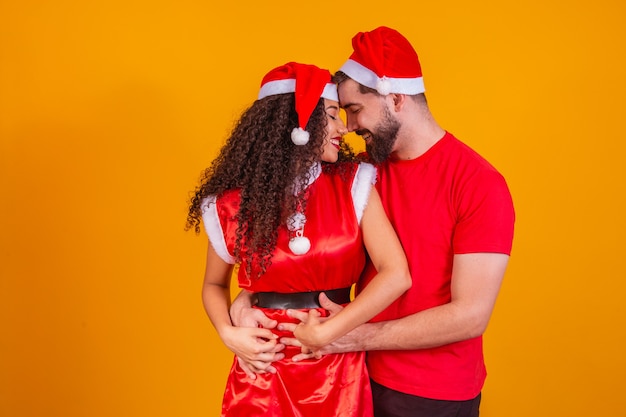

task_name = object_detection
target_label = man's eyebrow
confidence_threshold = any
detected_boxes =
[341,102,358,110]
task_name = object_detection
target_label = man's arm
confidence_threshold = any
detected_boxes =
[284,252,509,355]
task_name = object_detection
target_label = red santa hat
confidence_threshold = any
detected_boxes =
[339,26,425,96]
[258,62,337,145]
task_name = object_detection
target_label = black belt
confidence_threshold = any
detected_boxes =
[255,287,352,309]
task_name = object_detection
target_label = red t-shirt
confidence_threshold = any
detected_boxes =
[359,132,515,400]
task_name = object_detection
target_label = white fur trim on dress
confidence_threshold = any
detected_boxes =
[339,59,425,95]
[351,162,377,224]
[200,196,236,264]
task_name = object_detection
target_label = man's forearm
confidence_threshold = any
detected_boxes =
[346,254,509,352]
[321,321,382,353]
[341,302,487,353]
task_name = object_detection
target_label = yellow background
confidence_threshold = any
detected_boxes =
[2,0,625,416]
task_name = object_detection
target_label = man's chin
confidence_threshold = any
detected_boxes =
[366,151,384,164]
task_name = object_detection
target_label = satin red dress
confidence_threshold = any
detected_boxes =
[201,162,376,417]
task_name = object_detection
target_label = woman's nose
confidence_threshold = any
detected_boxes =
[345,115,358,132]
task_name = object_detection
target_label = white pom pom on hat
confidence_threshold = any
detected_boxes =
[258,62,338,145]
[338,26,426,96]
[290,127,310,146]
[376,77,392,96]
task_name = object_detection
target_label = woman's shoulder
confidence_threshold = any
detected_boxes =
[201,188,241,212]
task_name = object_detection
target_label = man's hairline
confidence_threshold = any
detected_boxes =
[334,72,427,108]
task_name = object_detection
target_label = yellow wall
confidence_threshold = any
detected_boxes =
[1,1,625,416]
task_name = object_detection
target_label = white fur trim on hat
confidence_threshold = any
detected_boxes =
[351,162,377,224]
[321,83,338,101]
[258,79,296,100]
[339,59,425,95]
[200,196,236,264]
[259,79,337,102]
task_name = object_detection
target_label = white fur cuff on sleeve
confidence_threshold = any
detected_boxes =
[200,196,236,264]
[351,162,377,224]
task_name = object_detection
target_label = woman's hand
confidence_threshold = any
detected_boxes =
[228,290,285,378]
[219,325,285,379]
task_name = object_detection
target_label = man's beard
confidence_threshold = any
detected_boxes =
[363,107,400,163]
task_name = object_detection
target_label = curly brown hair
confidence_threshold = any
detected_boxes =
[186,93,357,278]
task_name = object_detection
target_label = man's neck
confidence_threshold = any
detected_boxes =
[392,119,446,161]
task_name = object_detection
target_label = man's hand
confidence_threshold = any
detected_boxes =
[278,292,357,361]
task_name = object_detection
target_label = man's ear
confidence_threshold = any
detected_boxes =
[390,93,406,112]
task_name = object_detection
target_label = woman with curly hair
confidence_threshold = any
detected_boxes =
[187,62,410,417]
